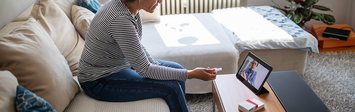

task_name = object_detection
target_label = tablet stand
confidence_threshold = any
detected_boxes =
[256,86,269,95]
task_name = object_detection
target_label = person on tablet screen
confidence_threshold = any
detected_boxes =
[241,60,258,86]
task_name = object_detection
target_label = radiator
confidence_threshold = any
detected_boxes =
[160,0,241,15]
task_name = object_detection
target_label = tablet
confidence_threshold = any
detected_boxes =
[236,52,273,95]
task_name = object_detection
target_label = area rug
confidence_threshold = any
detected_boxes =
[302,52,355,112]
[186,52,355,112]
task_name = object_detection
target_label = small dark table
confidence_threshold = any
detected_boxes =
[267,71,330,112]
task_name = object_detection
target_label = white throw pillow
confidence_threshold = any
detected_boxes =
[0,18,79,112]
[71,5,95,39]
[53,0,79,19]
[139,7,160,23]
[0,22,24,36]
[31,0,84,76]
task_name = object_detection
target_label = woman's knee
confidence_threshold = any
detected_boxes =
[110,69,143,80]
[156,59,184,69]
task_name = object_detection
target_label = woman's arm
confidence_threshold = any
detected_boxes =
[188,68,217,81]
[109,17,187,81]
[142,45,160,65]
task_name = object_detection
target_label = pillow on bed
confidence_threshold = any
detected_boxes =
[31,0,85,76]
[77,0,101,13]
[71,5,95,39]
[139,7,160,23]
[0,18,79,112]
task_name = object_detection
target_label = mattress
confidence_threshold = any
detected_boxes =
[212,6,319,54]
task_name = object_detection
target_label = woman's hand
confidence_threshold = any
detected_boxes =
[187,67,217,81]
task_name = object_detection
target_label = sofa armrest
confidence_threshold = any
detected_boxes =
[0,71,19,112]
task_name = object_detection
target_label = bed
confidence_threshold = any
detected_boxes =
[212,6,318,53]
[211,6,319,76]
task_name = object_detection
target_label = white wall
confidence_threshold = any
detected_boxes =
[247,0,353,31]
[349,0,355,28]
[0,0,36,29]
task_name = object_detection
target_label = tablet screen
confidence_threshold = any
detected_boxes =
[236,52,272,94]
[238,56,270,90]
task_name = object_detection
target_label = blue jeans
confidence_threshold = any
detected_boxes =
[80,60,188,112]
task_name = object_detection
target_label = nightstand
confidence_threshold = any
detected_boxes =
[311,24,355,48]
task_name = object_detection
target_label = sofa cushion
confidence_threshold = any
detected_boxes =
[0,71,18,112]
[71,5,95,39]
[31,0,84,76]
[0,18,79,112]
[77,0,101,13]
[64,88,170,112]
[0,22,24,36]
[53,0,78,19]
[13,0,78,23]
[67,36,85,76]
[15,85,56,112]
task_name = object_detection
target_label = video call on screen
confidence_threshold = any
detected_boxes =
[239,56,269,90]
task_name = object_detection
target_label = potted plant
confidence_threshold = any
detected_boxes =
[271,0,336,28]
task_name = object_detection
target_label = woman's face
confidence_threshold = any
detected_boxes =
[140,0,162,13]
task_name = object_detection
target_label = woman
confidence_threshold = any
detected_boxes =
[77,0,217,112]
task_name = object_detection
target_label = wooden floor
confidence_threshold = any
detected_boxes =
[313,46,355,54]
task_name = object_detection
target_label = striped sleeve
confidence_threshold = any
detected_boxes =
[142,45,160,65]
[108,17,188,81]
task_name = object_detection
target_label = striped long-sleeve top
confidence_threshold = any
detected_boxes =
[77,0,188,83]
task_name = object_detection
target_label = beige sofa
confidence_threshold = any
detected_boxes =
[0,0,170,111]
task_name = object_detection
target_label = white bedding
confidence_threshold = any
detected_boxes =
[212,6,319,54]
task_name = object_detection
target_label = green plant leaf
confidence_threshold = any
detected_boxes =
[311,11,322,20]
[321,14,335,25]
[285,13,292,18]
[296,8,311,17]
[287,13,303,24]
[313,5,332,11]
[287,0,292,3]
[304,0,319,8]
[286,4,298,9]
[271,5,279,8]
[285,10,295,16]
